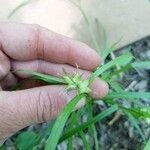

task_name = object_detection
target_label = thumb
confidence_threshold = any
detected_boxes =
[0,86,84,140]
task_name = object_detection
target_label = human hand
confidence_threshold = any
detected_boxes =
[0,23,108,141]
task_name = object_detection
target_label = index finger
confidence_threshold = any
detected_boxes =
[0,23,100,70]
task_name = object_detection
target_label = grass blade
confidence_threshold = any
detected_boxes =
[59,104,118,142]
[70,109,91,149]
[67,112,77,150]
[92,124,99,150]
[103,38,122,61]
[45,94,85,150]
[86,100,99,150]
[124,110,146,143]
[132,61,150,69]
[103,74,144,148]
[123,107,150,119]
[144,138,150,150]
[108,64,132,79]
[100,24,107,58]
[95,19,107,58]
[105,92,150,100]
[68,137,73,150]
[70,1,101,52]
[16,70,66,84]
[107,80,124,92]
[74,111,91,150]
[0,145,5,150]
[79,131,91,150]
[108,61,150,79]
[8,0,37,18]
[92,53,133,79]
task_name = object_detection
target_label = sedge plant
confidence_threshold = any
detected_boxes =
[3,0,150,150]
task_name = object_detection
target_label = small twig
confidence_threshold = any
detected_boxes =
[108,110,123,126]
[125,81,137,91]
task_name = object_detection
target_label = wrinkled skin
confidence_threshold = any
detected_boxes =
[0,23,109,141]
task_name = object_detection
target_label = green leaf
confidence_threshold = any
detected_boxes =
[144,138,150,150]
[100,24,107,58]
[132,61,150,69]
[108,61,150,79]
[105,92,150,100]
[35,120,56,148]
[0,145,5,150]
[79,131,91,150]
[70,1,100,53]
[86,99,99,150]
[123,110,146,143]
[16,131,38,150]
[108,64,132,79]
[95,19,108,58]
[123,107,150,119]
[68,137,73,150]
[45,94,85,150]
[108,80,124,92]
[59,104,118,142]
[91,53,133,80]
[67,112,77,150]
[102,38,122,60]
[74,103,91,150]
[16,70,66,84]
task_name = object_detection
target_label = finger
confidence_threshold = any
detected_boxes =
[12,60,109,98]
[0,50,10,80]
[0,86,85,139]
[0,23,100,70]
[0,72,18,90]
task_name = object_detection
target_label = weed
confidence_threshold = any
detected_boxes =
[4,0,150,150]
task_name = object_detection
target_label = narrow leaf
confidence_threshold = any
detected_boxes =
[102,38,122,60]
[45,94,85,150]
[105,92,150,100]
[144,138,150,150]
[132,61,150,69]
[124,107,150,119]
[16,131,38,150]
[79,131,91,150]
[70,1,100,52]
[124,110,146,143]
[68,137,73,150]
[59,104,118,142]
[86,100,99,150]
[16,70,66,84]
[8,0,37,18]
[92,53,133,80]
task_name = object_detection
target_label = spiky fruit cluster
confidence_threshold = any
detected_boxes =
[63,71,91,94]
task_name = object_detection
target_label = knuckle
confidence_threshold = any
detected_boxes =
[35,89,53,122]
[31,24,45,59]
[32,24,42,30]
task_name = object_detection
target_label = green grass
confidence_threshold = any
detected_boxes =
[45,94,85,150]
[5,0,150,150]
[144,138,150,150]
